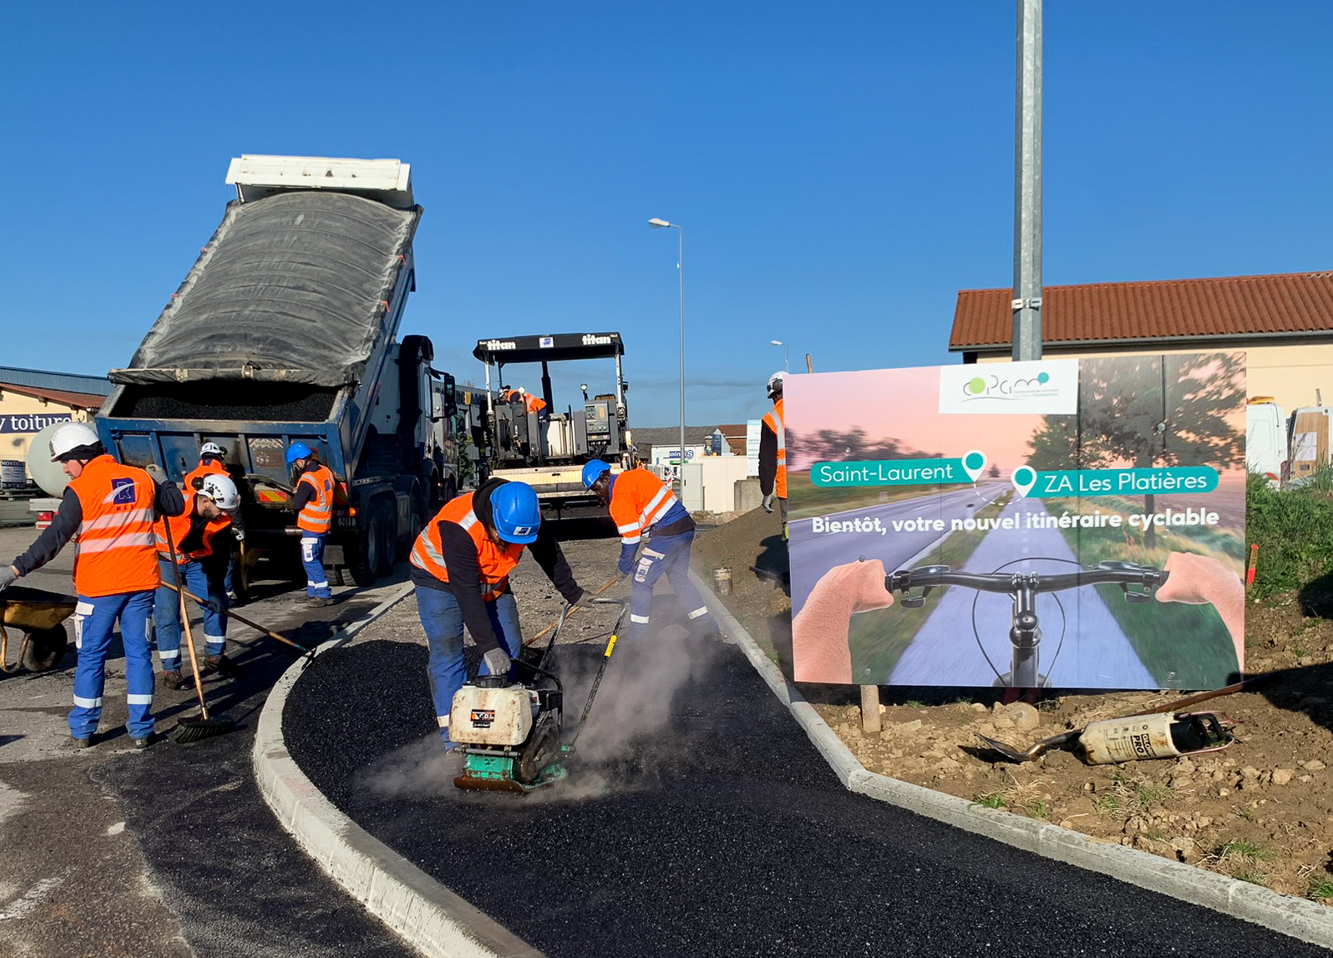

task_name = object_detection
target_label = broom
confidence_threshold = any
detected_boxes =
[162,516,234,743]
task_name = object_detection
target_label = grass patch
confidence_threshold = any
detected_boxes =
[1217,839,1276,863]
[1092,795,1120,815]
[1233,870,1269,887]
[844,491,1014,683]
[972,791,1006,809]
[1133,783,1172,808]
[1307,875,1333,901]
[1247,471,1333,602]
[1023,799,1051,820]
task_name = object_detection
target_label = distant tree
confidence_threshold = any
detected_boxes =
[1028,353,1244,547]
[987,463,1001,478]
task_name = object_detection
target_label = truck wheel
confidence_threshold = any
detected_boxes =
[373,499,396,578]
[348,511,383,587]
[398,493,424,562]
[22,625,69,673]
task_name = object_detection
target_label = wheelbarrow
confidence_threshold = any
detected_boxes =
[0,585,74,675]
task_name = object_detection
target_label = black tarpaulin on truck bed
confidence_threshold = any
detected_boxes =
[108,191,420,388]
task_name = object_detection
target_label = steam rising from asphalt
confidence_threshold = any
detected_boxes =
[356,608,723,803]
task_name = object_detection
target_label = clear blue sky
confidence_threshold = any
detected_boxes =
[3,2,1329,427]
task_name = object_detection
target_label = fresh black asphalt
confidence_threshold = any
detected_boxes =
[282,632,1328,958]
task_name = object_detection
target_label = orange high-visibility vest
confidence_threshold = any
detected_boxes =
[155,492,231,564]
[410,492,524,600]
[296,465,334,534]
[185,458,226,492]
[67,455,160,597]
[524,394,547,414]
[762,398,787,498]
[608,468,680,545]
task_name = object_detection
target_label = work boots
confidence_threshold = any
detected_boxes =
[308,596,333,608]
[205,653,241,678]
[161,670,192,691]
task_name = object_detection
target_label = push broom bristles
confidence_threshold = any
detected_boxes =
[169,713,236,744]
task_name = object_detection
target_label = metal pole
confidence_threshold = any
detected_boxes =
[1012,0,1043,362]
[676,224,685,486]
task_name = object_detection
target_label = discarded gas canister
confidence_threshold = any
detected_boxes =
[712,568,732,595]
[1080,711,1234,765]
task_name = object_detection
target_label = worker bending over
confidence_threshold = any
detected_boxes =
[582,460,715,640]
[0,424,185,749]
[501,386,548,415]
[186,441,245,601]
[153,474,241,688]
[285,443,334,607]
[759,371,787,534]
[410,479,586,750]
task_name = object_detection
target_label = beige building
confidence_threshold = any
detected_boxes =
[948,271,1333,413]
[0,374,108,488]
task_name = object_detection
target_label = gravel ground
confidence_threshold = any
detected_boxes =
[282,533,1329,958]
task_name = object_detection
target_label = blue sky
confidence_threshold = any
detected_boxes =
[3,2,1330,427]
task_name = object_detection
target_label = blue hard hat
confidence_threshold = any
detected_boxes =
[490,482,541,544]
[286,442,314,465]
[581,459,612,489]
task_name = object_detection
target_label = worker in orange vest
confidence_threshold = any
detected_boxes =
[185,441,245,602]
[410,479,587,749]
[501,386,548,415]
[285,443,335,607]
[581,460,715,641]
[1,423,185,748]
[152,474,241,689]
[759,371,787,533]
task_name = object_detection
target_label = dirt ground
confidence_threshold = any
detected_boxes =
[691,507,1333,905]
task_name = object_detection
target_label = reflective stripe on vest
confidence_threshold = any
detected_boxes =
[764,399,787,498]
[411,492,523,600]
[297,466,335,534]
[68,456,161,598]
[608,468,680,545]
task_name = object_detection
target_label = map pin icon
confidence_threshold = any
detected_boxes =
[1012,465,1037,498]
[961,450,986,483]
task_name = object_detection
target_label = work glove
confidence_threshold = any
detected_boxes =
[145,463,167,484]
[233,528,246,543]
[0,565,17,590]
[761,494,774,514]
[482,647,512,678]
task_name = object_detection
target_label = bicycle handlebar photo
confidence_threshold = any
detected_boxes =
[887,560,1167,599]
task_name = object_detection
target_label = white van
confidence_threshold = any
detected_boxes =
[1246,398,1289,488]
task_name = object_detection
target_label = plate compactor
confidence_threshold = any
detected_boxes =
[451,599,622,793]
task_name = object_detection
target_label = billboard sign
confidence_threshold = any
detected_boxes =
[787,354,1247,691]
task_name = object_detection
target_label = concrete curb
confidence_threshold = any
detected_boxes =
[689,568,1333,951]
[252,581,545,958]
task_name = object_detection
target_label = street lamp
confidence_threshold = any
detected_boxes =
[649,217,685,485]
[770,339,789,372]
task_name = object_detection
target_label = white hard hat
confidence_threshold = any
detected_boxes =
[200,441,225,458]
[198,474,240,512]
[766,370,787,399]
[49,422,102,462]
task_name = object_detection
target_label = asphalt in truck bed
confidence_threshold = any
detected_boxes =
[282,623,1323,958]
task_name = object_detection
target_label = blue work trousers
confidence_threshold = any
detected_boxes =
[154,558,227,671]
[628,530,713,639]
[70,590,156,740]
[301,533,331,598]
[416,586,521,746]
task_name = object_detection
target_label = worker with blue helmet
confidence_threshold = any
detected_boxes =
[583,459,716,642]
[285,442,335,607]
[409,478,588,750]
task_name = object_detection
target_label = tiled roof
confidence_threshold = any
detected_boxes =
[0,382,107,410]
[950,271,1333,350]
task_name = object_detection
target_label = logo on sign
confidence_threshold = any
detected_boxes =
[108,477,137,505]
[0,413,73,434]
[470,709,496,728]
[484,339,517,351]
[938,359,1078,415]
[539,336,554,348]
[581,334,613,346]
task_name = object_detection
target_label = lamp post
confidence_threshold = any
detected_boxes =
[770,339,789,372]
[649,217,685,485]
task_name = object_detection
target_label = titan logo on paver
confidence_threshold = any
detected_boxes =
[483,340,517,351]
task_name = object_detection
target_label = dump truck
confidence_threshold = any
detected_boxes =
[472,332,634,516]
[95,155,462,587]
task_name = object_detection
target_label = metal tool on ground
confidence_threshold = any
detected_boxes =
[0,586,73,674]
[452,597,625,793]
[161,581,314,665]
[973,672,1279,763]
[162,520,235,744]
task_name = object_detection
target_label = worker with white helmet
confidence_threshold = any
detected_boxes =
[185,441,245,603]
[759,371,788,534]
[0,423,185,749]
[152,473,242,689]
